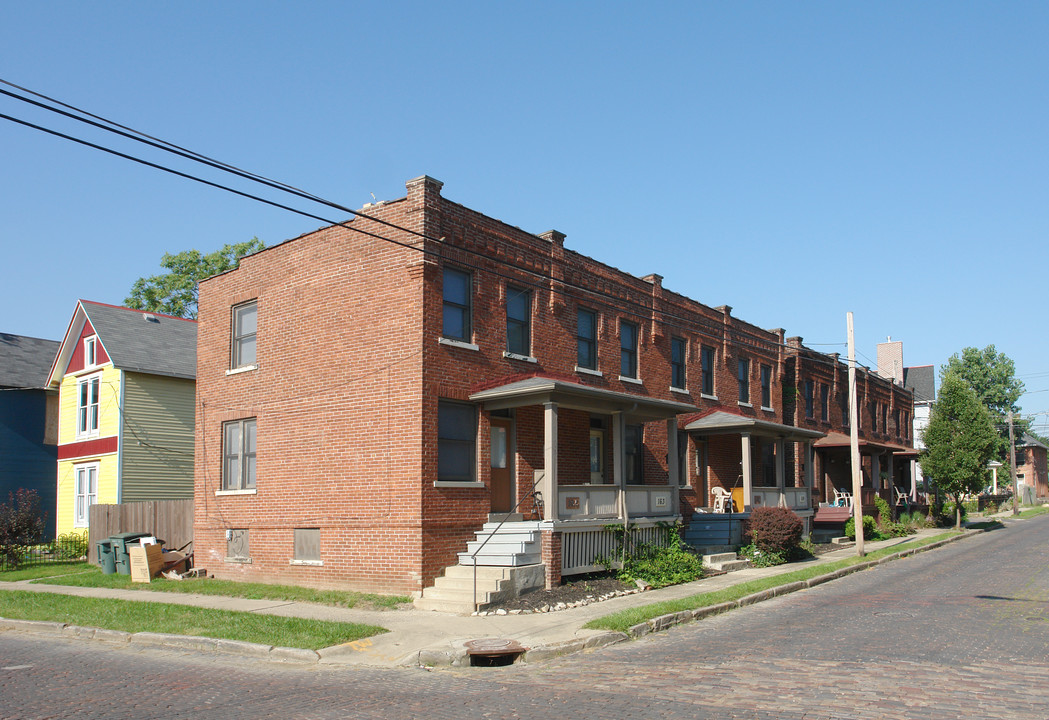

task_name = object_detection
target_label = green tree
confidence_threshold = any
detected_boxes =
[125,238,265,319]
[941,345,1027,461]
[920,372,998,529]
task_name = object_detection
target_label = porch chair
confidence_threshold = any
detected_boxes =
[894,486,910,507]
[833,488,853,508]
[711,487,734,514]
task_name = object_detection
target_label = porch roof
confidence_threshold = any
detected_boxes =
[814,431,916,455]
[683,409,825,441]
[469,377,696,422]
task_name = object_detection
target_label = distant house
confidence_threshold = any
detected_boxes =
[0,333,61,539]
[46,301,197,535]
[903,364,936,499]
[1015,433,1048,500]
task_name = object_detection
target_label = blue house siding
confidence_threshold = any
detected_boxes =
[0,389,57,539]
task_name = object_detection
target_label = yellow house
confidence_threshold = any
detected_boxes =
[46,301,197,536]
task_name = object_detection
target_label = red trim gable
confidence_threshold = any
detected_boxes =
[67,319,110,374]
[58,436,118,460]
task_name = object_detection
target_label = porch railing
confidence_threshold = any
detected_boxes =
[750,486,812,512]
[556,484,676,520]
[560,520,669,576]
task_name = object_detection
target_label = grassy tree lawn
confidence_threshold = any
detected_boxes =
[0,563,94,582]
[583,531,960,634]
[21,566,409,609]
[0,590,385,649]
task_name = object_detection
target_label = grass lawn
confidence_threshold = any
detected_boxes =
[584,531,960,634]
[0,562,94,582]
[0,590,385,649]
[29,566,410,610]
[1016,506,1049,519]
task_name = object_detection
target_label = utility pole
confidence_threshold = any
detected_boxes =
[1009,411,1019,515]
[848,312,864,556]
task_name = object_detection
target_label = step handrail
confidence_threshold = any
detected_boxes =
[471,474,545,613]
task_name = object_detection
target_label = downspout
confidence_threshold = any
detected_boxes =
[116,369,124,504]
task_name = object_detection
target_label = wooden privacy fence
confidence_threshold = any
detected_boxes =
[87,499,193,565]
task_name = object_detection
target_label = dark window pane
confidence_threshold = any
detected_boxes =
[442,268,471,341]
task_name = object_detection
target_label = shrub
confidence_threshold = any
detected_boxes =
[983,501,998,515]
[844,514,881,541]
[874,496,893,526]
[745,507,803,556]
[0,489,46,570]
[738,543,787,568]
[599,522,704,589]
[51,532,89,560]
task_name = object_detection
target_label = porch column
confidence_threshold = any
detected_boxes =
[804,442,815,487]
[613,412,627,524]
[741,432,753,509]
[872,452,882,491]
[887,452,895,490]
[910,459,918,501]
[543,402,558,521]
[667,419,680,515]
[775,439,786,507]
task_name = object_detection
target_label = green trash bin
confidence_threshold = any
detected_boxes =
[96,539,116,575]
[109,532,154,575]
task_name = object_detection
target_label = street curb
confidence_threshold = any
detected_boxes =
[0,618,315,663]
[622,529,978,640]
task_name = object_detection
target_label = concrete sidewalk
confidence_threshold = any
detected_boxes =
[0,527,982,668]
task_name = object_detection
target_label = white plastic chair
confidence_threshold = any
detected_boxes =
[833,488,853,508]
[894,487,910,506]
[712,487,734,513]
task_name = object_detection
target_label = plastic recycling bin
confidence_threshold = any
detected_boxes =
[96,539,116,574]
[109,532,154,575]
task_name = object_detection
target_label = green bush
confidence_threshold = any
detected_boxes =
[0,489,45,570]
[874,496,893,526]
[738,543,787,568]
[983,501,998,515]
[599,522,704,589]
[844,514,883,541]
[50,533,89,560]
[744,507,803,556]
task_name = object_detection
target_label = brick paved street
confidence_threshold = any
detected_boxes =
[3,518,1047,719]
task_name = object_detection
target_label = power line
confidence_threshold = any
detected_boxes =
[0,80,898,382]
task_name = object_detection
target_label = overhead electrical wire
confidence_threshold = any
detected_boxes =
[0,79,902,377]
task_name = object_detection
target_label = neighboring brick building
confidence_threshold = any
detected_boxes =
[1015,433,1048,499]
[194,175,915,599]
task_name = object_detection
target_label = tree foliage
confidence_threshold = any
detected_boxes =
[124,238,265,319]
[920,372,998,529]
[941,345,1026,460]
[0,489,46,570]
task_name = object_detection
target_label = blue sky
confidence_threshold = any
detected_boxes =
[2,2,1047,431]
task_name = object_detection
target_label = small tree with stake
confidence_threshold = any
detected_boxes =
[0,489,46,570]
[919,372,998,530]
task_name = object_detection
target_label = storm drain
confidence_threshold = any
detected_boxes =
[465,638,527,667]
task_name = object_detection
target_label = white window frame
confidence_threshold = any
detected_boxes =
[74,462,99,528]
[231,301,258,370]
[83,336,98,368]
[76,373,101,439]
[222,418,257,491]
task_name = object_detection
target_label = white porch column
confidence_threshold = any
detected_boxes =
[667,419,680,515]
[872,452,882,491]
[543,402,558,521]
[804,442,815,487]
[741,432,753,509]
[887,452,895,490]
[910,459,918,501]
[612,411,626,521]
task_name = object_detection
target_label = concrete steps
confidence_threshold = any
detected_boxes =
[415,522,547,613]
[703,551,748,573]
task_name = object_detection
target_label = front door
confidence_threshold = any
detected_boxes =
[590,429,606,483]
[490,418,513,513]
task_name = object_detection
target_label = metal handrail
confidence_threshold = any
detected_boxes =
[471,474,545,613]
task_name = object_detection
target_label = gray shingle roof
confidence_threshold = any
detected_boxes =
[81,302,197,379]
[903,365,936,404]
[1020,433,1048,450]
[0,334,61,388]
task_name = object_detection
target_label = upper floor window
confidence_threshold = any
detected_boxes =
[893,408,900,436]
[881,404,888,434]
[437,400,476,483]
[77,375,100,438]
[820,383,830,422]
[701,346,716,396]
[804,380,815,418]
[737,357,750,403]
[670,337,687,390]
[760,364,772,408]
[620,321,638,379]
[232,301,258,369]
[84,336,98,368]
[577,308,597,370]
[442,267,472,342]
[223,418,257,491]
[506,286,531,357]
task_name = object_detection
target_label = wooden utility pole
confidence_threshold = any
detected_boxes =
[848,312,864,556]
[1009,411,1019,515]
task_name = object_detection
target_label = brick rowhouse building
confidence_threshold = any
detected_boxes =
[194,175,915,603]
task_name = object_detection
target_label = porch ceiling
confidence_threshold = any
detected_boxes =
[469,377,696,422]
[683,410,825,441]
[814,431,916,455]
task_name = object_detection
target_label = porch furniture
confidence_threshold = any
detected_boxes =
[894,487,910,507]
[833,489,853,508]
[712,487,734,513]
